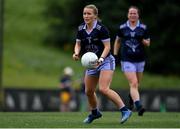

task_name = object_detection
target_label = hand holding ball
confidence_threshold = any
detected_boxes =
[81,52,98,69]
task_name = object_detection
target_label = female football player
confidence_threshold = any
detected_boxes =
[113,6,150,116]
[72,4,131,124]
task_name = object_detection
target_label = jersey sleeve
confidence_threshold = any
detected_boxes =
[100,26,110,42]
[116,27,123,38]
[143,27,150,40]
[76,30,81,42]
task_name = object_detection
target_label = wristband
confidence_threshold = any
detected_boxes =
[74,53,79,56]
[99,57,104,63]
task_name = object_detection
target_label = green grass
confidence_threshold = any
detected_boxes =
[3,0,83,89]
[3,42,82,89]
[3,0,180,89]
[0,112,179,128]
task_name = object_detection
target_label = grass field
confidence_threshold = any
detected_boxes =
[0,112,179,128]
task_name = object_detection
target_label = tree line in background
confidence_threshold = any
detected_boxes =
[44,0,180,75]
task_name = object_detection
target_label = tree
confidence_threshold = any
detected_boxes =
[44,0,180,75]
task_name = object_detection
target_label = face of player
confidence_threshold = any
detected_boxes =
[128,8,139,23]
[83,8,97,25]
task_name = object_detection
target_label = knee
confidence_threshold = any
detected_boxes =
[130,81,139,88]
[85,89,94,97]
[99,87,109,95]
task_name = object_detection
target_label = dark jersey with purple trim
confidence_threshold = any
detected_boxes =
[76,21,110,58]
[117,21,150,62]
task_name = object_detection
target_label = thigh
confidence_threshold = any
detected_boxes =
[124,72,138,84]
[99,70,114,89]
[84,74,98,92]
[136,72,143,83]
[136,62,145,83]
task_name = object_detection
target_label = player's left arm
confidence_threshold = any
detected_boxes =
[101,41,111,59]
[142,25,151,47]
[97,41,110,65]
[98,26,111,63]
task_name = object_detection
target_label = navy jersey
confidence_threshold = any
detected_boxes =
[117,20,150,62]
[76,20,110,58]
[60,75,72,92]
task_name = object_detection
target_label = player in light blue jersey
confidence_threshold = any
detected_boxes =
[73,4,131,124]
[114,6,150,116]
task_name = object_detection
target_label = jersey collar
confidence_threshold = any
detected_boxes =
[83,20,98,30]
[127,20,140,30]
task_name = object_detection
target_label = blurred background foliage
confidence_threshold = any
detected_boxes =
[45,0,180,75]
[3,0,180,89]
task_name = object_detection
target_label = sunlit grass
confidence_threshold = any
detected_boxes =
[0,112,179,128]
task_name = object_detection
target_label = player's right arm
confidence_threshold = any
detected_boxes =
[113,36,121,56]
[73,40,81,61]
[73,24,84,61]
[142,24,150,47]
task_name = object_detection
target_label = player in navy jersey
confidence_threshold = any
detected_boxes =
[113,6,150,116]
[72,4,131,124]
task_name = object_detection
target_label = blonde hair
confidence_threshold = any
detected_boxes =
[84,4,101,22]
[84,4,98,16]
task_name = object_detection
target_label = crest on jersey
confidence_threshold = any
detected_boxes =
[125,39,139,52]
[87,37,92,44]
[130,32,135,37]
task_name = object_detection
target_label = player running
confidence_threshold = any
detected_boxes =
[114,6,150,116]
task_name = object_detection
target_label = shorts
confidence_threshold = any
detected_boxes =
[121,61,145,72]
[60,91,71,104]
[86,54,115,77]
